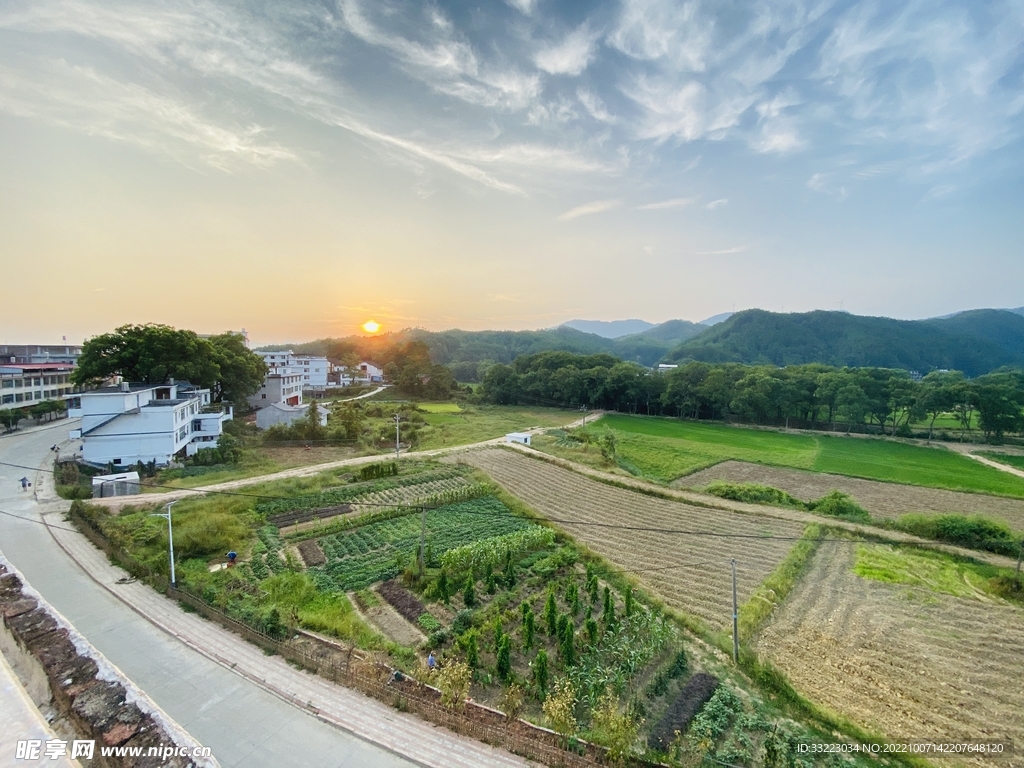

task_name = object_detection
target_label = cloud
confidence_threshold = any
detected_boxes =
[637,197,697,210]
[535,25,599,76]
[577,88,616,123]
[806,172,848,200]
[807,173,828,193]
[692,246,747,255]
[557,199,622,221]
[706,198,728,210]
[505,0,537,16]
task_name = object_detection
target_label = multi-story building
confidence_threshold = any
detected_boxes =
[0,363,80,412]
[336,361,385,386]
[0,344,82,365]
[256,350,330,390]
[69,381,231,467]
[247,369,304,410]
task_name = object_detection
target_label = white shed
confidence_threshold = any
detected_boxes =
[505,432,532,446]
[91,471,141,498]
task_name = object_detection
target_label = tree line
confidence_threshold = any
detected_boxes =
[479,352,1024,440]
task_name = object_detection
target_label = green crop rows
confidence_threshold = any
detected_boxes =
[312,497,535,591]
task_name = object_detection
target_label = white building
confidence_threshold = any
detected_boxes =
[247,369,303,410]
[1,363,80,412]
[69,381,232,467]
[505,432,532,446]
[256,350,330,390]
[337,361,385,386]
[255,402,329,430]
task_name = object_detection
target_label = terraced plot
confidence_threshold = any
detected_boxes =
[676,461,1024,530]
[457,449,805,628]
[757,543,1024,765]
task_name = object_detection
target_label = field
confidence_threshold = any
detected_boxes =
[756,542,1024,763]
[413,403,580,449]
[456,448,806,629]
[541,414,1024,497]
[978,452,1024,472]
[676,461,1024,530]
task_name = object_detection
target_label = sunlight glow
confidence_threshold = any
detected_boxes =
[362,320,381,333]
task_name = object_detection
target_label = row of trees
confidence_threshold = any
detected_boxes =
[71,324,268,403]
[0,399,68,432]
[479,352,1024,440]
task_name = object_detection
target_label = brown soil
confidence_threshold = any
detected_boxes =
[458,449,805,630]
[362,587,426,647]
[757,543,1024,767]
[675,460,1024,530]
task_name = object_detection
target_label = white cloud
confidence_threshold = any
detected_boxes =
[577,88,616,123]
[692,246,746,255]
[535,25,599,76]
[637,196,697,210]
[505,0,537,16]
[557,199,622,221]
[807,173,828,192]
[706,198,728,210]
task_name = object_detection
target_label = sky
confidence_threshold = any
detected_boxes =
[1,0,1023,346]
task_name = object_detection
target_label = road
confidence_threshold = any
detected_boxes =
[0,423,416,768]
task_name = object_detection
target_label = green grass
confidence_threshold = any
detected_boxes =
[414,404,580,450]
[552,414,1024,497]
[417,402,463,413]
[738,524,822,639]
[853,543,1011,601]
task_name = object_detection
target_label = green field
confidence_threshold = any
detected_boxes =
[539,414,1024,497]
[414,404,580,449]
[978,452,1024,471]
[417,402,463,414]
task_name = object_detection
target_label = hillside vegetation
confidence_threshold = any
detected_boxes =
[667,308,1024,376]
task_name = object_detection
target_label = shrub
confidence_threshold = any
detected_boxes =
[591,689,642,764]
[705,481,804,508]
[891,513,1020,557]
[545,591,558,635]
[452,609,474,635]
[808,490,870,522]
[462,578,476,607]
[437,660,472,710]
[418,613,442,633]
[533,649,549,694]
[543,679,577,735]
[496,635,512,680]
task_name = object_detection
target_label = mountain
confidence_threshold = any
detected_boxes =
[699,312,734,326]
[560,319,655,338]
[666,309,1024,377]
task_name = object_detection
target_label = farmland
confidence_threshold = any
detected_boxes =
[455,448,806,629]
[537,414,1024,497]
[676,460,1024,530]
[756,542,1024,762]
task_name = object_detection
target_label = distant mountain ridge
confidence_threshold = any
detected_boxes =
[560,319,655,338]
[667,308,1024,377]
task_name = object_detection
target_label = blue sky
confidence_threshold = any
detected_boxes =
[1,0,1022,344]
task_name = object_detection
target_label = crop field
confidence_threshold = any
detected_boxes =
[311,497,535,590]
[551,414,1024,497]
[757,542,1024,764]
[456,448,806,628]
[676,461,1024,530]
[413,404,580,449]
[978,452,1024,472]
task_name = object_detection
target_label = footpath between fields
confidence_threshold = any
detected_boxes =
[497,443,1021,571]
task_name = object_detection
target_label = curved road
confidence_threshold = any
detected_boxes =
[0,423,415,768]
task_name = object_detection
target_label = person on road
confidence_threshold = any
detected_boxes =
[20,477,29,491]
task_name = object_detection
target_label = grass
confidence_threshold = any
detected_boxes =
[417,402,463,414]
[549,414,1024,497]
[853,543,1012,601]
[414,404,580,450]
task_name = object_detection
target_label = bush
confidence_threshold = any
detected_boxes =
[704,481,804,508]
[418,613,442,632]
[890,513,1021,557]
[452,609,474,635]
[808,491,870,522]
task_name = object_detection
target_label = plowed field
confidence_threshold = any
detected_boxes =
[757,543,1024,766]
[676,461,1024,530]
[458,449,804,628]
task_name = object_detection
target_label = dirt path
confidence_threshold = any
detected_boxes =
[964,453,1024,480]
[757,543,1024,766]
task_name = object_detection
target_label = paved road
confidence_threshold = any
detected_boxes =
[0,424,417,768]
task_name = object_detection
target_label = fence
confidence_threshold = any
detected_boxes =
[64,504,639,768]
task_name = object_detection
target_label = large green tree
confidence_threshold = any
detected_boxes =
[72,324,267,403]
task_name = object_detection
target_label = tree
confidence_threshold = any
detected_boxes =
[496,635,512,681]
[0,409,24,432]
[71,324,266,403]
[545,590,558,635]
[437,660,472,710]
[542,679,577,736]
[974,372,1024,441]
[919,370,965,439]
[304,400,326,442]
[835,382,870,434]
[591,689,642,764]
[533,649,549,695]
[462,577,476,607]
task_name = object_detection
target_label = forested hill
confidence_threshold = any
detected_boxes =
[285,321,703,376]
[666,309,1024,377]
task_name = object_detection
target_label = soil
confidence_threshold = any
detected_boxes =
[458,449,806,630]
[675,460,1024,530]
[363,587,427,647]
[756,543,1024,767]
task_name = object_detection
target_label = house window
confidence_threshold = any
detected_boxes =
[2,395,12,404]
[1,380,11,388]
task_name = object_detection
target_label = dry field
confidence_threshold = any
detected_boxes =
[676,460,1024,529]
[456,449,805,629]
[757,543,1024,766]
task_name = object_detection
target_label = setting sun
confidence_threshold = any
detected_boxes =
[361,320,381,334]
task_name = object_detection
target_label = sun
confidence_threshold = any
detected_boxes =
[361,320,381,334]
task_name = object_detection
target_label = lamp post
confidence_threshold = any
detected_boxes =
[393,414,402,460]
[150,500,177,587]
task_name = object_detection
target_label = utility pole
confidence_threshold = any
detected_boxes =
[1017,539,1023,575]
[150,501,177,588]
[419,506,427,576]
[393,414,401,460]
[731,559,739,664]
[581,404,588,426]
